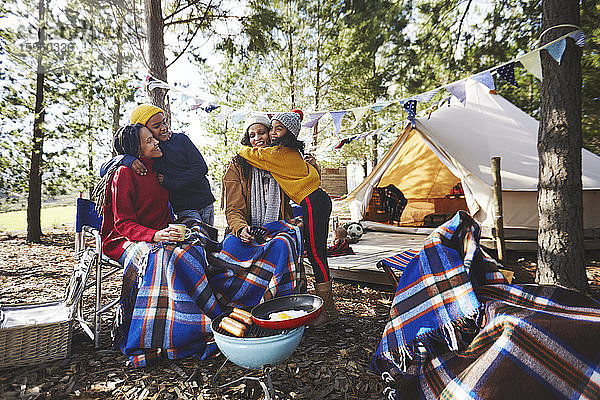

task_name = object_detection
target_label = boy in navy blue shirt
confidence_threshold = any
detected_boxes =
[101,104,215,225]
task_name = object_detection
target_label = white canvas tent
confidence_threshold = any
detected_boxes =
[348,79,600,238]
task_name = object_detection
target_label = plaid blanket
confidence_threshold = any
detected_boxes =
[114,220,303,367]
[377,249,419,272]
[209,220,305,305]
[415,284,600,400]
[372,211,600,399]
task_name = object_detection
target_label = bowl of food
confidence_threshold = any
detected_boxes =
[251,294,323,330]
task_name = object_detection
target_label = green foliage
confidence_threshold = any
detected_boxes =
[0,0,138,201]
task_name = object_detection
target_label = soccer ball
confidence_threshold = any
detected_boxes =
[345,222,364,242]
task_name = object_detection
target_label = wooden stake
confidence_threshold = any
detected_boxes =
[491,157,506,262]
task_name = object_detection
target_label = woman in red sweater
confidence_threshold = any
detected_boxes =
[97,124,225,367]
[100,124,183,260]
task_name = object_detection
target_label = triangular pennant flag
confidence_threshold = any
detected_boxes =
[334,137,352,149]
[518,51,542,80]
[204,103,220,113]
[230,110,248,124]
[471,71,495,90]
[546,38,566,64]
[444,80,467,104]
[179,93,192,105]
[190,99,207,110]
[349,106,370,129]
[302,112,327,128]
[494,62,519,87]
[329,110,347,134]
[413,88,440,103]
[403,100,417,122]
[136,75,150,91]
[216,105,233,121]
[370,101,393,112]
[569,31,585,47]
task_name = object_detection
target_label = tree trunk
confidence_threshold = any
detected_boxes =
[371,133,378,169]
[312,0,321,147]
[26,0,46,243]
[87,98,93,198]
[288,27,295,108]
[145,0,170,120]
[112,25,123,157]
[536,0,586,291]
[312,52,321,147]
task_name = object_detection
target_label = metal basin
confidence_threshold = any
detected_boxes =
[211,315,305,370]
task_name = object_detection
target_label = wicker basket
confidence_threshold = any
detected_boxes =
[0,301,73,369]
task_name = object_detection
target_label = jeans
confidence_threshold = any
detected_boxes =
[178,203,215,226]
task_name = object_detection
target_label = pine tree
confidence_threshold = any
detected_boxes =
[536,0,587,291]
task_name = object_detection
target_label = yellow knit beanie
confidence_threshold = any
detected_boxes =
[130,104,164,125]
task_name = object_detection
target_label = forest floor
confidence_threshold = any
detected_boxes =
[1,226,599,399]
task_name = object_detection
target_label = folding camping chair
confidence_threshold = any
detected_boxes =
[376,249,419,287]
[74,197,123,348]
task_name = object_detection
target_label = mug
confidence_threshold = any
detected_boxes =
[169,223,187,242]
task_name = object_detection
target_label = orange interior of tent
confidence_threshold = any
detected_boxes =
[366,129,467,226]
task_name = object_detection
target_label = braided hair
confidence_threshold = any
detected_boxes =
[92,124,145,215]
[113,123,145,157]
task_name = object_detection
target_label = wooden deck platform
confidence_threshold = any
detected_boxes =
[305,230,426,287]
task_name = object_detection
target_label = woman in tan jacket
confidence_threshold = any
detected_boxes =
[223,113,293,243]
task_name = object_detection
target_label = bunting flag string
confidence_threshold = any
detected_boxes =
[331,123,399,150]
[493,62,518,87]
[137,27,583,143]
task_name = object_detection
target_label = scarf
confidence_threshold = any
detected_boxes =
[250,167,281,227]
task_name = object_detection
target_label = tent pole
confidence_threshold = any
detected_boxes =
[491,157,506,262]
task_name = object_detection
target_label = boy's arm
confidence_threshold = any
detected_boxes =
[161,134,209,191]
[100,154,140,177]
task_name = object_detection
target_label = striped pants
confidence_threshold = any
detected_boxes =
[300,188,332,283]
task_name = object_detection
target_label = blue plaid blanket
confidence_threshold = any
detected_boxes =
[377,249,419,272]
[373,211,507,374]
[372,211,600,399]
[114,220,303,367]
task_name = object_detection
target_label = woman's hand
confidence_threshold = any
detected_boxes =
[157,173,165,184]
[238,226,254,243]
[152,226,183,242]
[131,159,147,175]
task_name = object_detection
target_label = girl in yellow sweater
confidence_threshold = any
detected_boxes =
[238,110,339,327]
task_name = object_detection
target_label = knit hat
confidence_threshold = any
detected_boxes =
[130,104,164,125]
[271,109,303,138]
[243,113,271,134]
